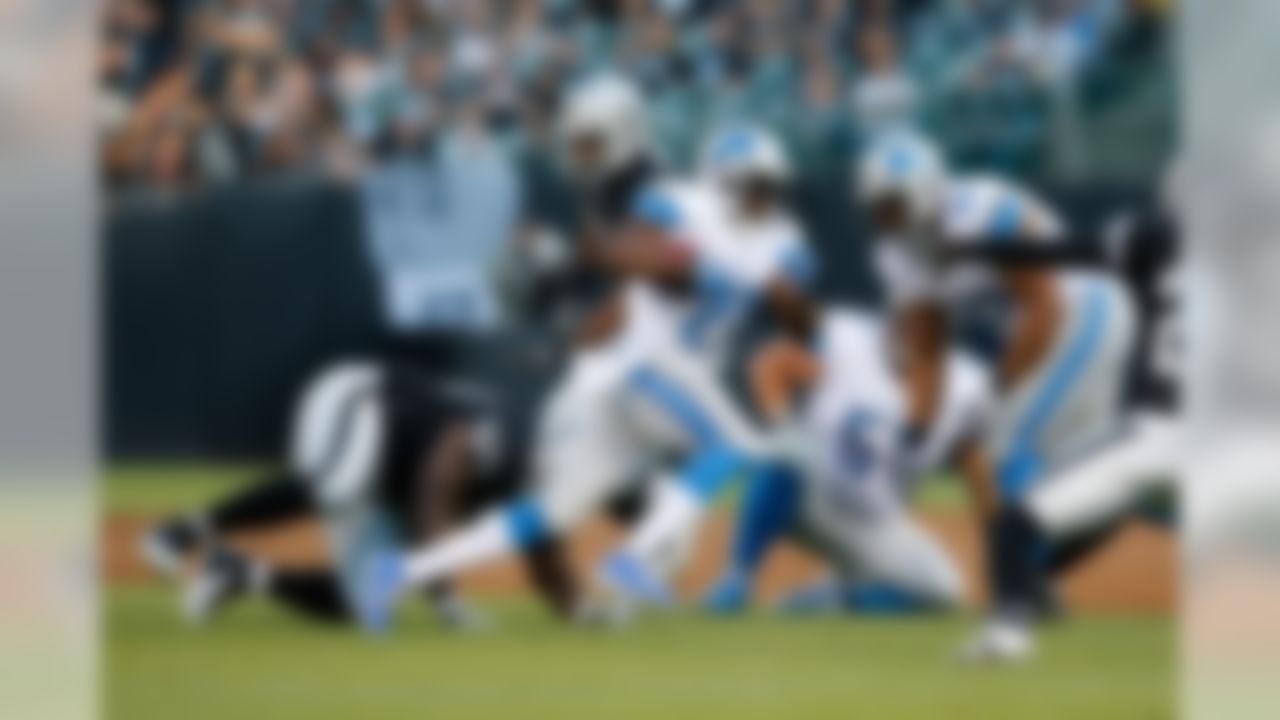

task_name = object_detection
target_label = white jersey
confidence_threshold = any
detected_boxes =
[875,174,1066,310]
[523,179,815,536]
[872,174,1137,499]
[602,179,814,372]
[802,309,993,514]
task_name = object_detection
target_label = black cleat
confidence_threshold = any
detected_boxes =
[139,519,203,579]
[182,546,249,625]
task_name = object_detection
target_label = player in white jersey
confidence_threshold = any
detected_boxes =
[701,308,992,615]
[956,176,1183,663]
[347,109,818,632]
[587,124,822,610]
[857,132,1137,653]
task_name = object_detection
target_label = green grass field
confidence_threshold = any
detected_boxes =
[105,467,1174,719]
[105,463,973,515]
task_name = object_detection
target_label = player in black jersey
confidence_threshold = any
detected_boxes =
[1105,205,1180,414]
[961,194,1182,662]
[505,75,670,528]
[507,74,662,344]
[140,360,579,628]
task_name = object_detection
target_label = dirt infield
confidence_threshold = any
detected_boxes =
[105,508,1174,612]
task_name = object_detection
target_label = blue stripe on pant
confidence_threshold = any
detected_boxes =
[628,366,724,448]
[628,366,750,501]
[999,280,1109,500]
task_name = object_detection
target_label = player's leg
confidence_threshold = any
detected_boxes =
[988,276,1133,502]
[853,515,965,612]
[184,545,351,624]
[965,275,1137,661]
[988,414,1178,620]
[1028,413,1178,539]
[352,361,638,631]
[701,462,802,614]
[142,474,314,577]
[185,545,467,628]
[982,274,1132,598]
[144,362,382,576]
[600,450,757,608]
[520,536,585,621]
[780,499,964,616]
[597,358,764,606]
[614,477,701,581]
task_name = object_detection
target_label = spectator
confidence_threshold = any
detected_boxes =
[99,0,1174,198]
[360,82,520,369]
[1010,0,1110,87]
[941,32,1051,174]
[793,43,849,169]
[848,25,920,140]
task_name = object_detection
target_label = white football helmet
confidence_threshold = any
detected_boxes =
[556,74,651,181]
[856,131,947,227]
[699,123,792,188]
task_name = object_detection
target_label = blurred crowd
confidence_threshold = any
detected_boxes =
[100,0,1174,196]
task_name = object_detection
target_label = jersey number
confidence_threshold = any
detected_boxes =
[836,410,880,481]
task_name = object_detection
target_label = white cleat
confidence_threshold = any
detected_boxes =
[432,593,495,633]
[955,619,1037,665]
[573,591,637,631]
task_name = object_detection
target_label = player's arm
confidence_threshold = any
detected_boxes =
[760,241,821,341]
[997,267,1062,390]
[581,220,697,289]
[943,236,1106,268]
[749,337,821,423]
[760,274,819,341]
[898,300,948,433]
[580,185,697,288]
[569,230,700,350]
[951,438,999,526]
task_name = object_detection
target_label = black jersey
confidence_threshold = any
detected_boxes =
[572,157,658,228]
[373,364,528,527]
[1103,208,1181,412]
[524,157,658,325]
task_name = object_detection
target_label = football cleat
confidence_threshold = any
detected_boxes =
[775,579,843,616]
[351,547,405,636]
[139,519,202,579]
[700,570,753,615]
[597,551,675,610]
[430,591,493,633]
[955,618,1037,665]
[182,546,248,625]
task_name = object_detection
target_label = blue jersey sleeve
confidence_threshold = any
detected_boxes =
[631,186,683,231]
[776,243,818,291]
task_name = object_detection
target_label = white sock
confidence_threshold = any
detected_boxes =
[623,481,704,576]
[403,510,517,587]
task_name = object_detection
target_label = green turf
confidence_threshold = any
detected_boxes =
[106,464,267,515]
[107,586,1172,720]
[104,465,970,516]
